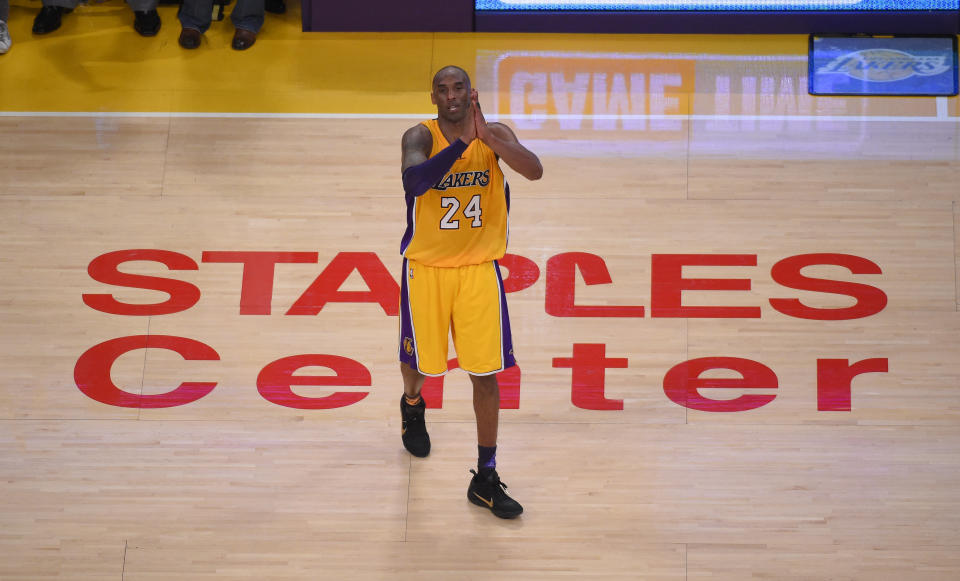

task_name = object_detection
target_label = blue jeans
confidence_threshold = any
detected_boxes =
[179,0,264,33]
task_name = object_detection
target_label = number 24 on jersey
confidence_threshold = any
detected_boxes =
[439,195,482,230]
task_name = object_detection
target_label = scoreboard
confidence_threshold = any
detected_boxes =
[476,1,958,10]
[303,0,959,33]
[474,0,960,33]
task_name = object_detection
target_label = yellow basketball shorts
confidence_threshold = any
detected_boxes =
[398,257,516,376]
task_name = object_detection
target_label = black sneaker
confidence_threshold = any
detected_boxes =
[468,468,523,519]
[400,395,430,457]
[133,9,161,37]
[32,5,64,35]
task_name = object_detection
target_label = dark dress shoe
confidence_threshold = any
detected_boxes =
[133,9,161,36]
[231,28,256,50]
[178,27,202,49]
[32,5,64,35]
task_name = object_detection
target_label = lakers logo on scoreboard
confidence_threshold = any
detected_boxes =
[817,49,951,83]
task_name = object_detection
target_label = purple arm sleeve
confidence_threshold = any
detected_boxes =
[401,138,468,198]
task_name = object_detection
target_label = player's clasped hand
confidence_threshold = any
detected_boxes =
[460,89,479,144]
[472,90,493,144]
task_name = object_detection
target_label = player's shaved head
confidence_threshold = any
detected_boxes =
[430,65,473,123]
[432,66,471,90]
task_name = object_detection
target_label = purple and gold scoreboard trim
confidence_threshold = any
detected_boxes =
[474,0,960,34]
[476,1,959,9]
[303,0,959,33]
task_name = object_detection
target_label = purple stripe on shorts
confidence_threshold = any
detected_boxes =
[399,194,416,255]
[398,258,419,370]
[493,260,516,370]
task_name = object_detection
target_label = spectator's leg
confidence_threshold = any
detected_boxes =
[129,0,161,36]
[231,0,264,34]
[178,0,214,34]
[33,0,79,35]
[0,0,10,54]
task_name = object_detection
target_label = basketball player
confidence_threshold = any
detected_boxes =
[397,65,542,518]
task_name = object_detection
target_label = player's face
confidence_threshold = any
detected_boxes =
[432,74,471,123]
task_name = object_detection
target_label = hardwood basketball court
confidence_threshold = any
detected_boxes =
[1,2,959,578]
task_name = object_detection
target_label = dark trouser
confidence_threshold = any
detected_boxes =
[179,0,264,33]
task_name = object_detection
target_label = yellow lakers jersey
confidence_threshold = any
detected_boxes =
[400,119,509,267]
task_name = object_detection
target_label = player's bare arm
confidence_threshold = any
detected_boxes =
[473,95,543,181]
[484,122,543,181]
[401,123,433,173]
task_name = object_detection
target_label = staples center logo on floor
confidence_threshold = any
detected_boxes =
[74,249,889,414]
